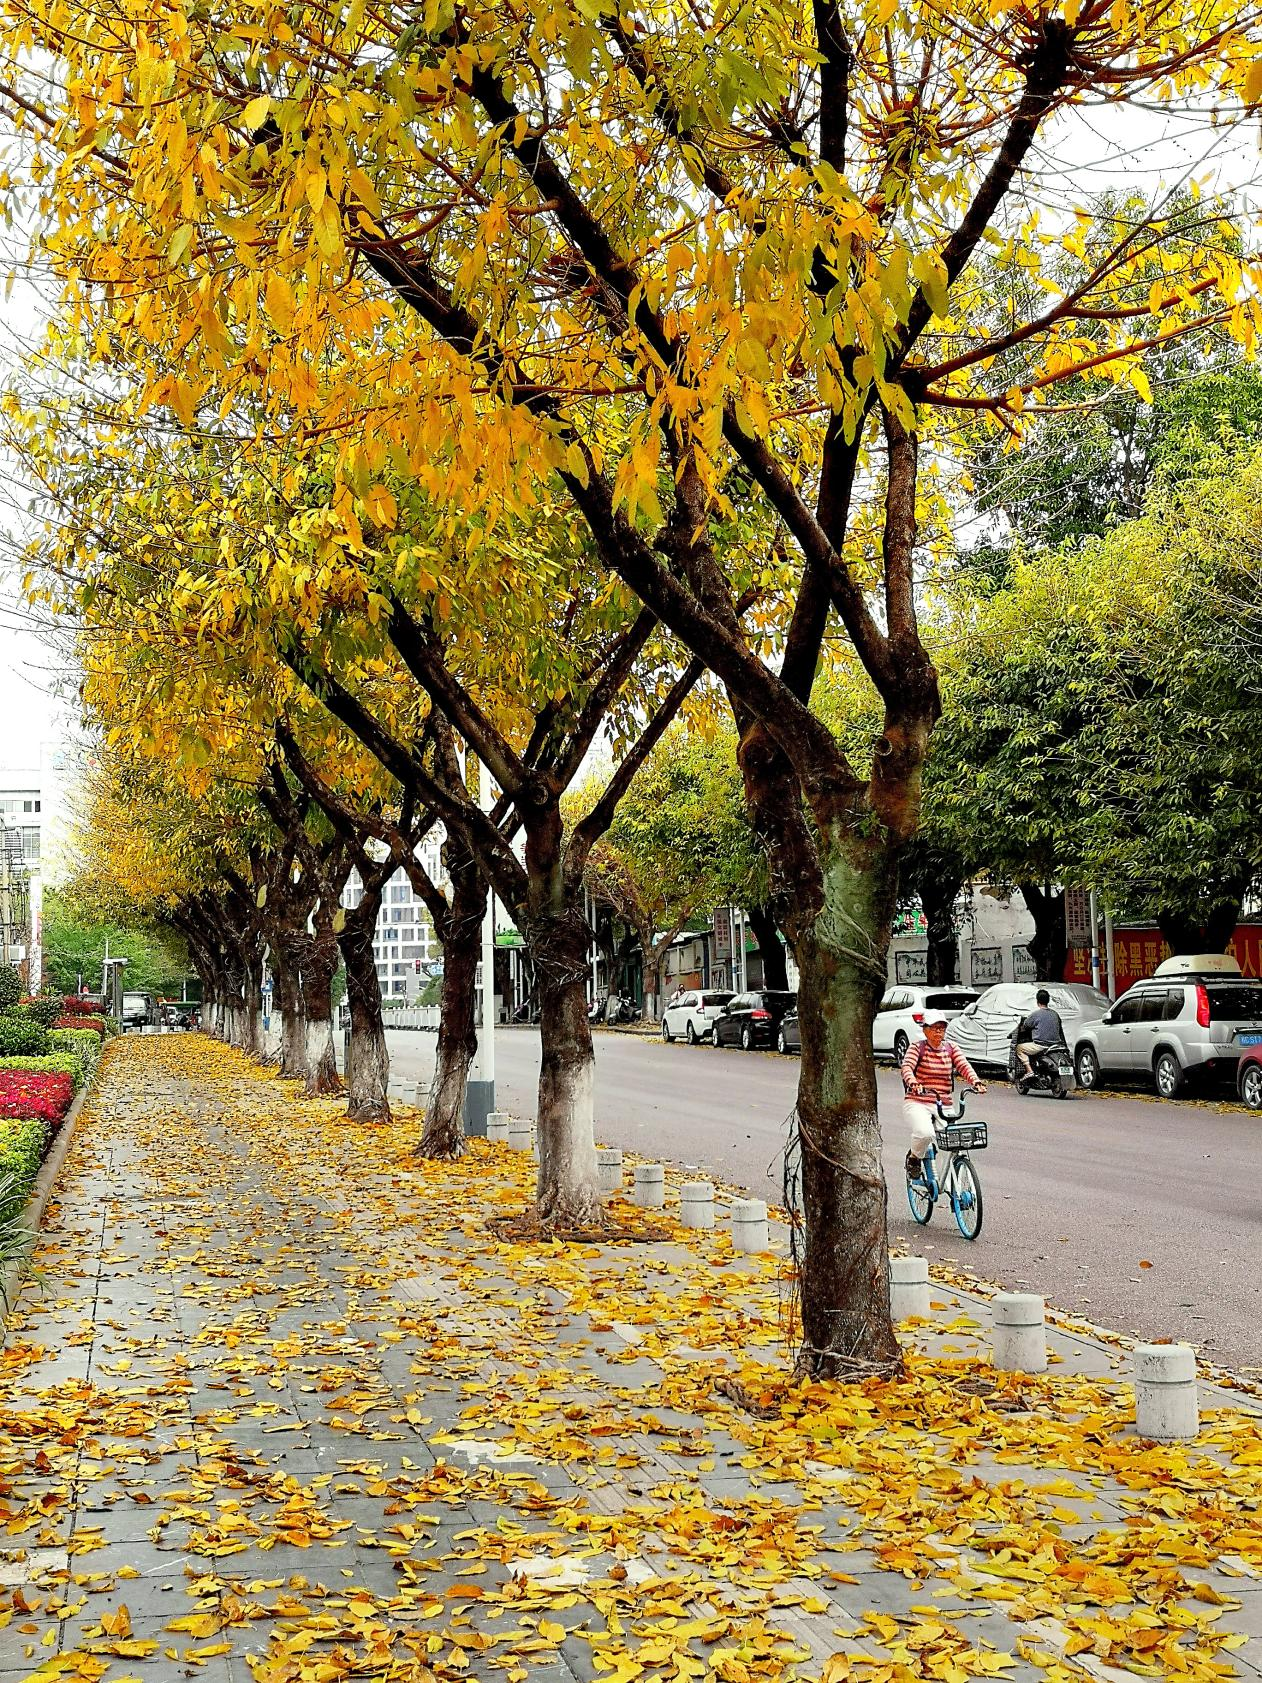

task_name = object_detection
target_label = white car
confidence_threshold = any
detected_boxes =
[946,982,1112,1072]
[661,988,735,1045]
[873,987,980,1065]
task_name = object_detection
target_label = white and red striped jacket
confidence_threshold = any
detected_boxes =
[900,1038,979,1107]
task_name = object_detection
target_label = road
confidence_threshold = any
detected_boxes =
[384,1026,1261,1374]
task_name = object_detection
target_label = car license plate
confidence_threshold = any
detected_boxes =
[1239,1032,1262,1045]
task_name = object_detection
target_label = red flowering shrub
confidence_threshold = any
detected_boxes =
[62,996,104,1014]
[0,1070,73,1121]
[55,1015,107,1038]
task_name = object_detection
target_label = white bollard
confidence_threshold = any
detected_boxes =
[1133,1344,1199,1441]
[730,1198,769,1254]
[633,1163,665,1208]
[680,1181,715,1230]
[508,1119,535,1154]
[889,1255,931,1321]
[597,1148,624,1196]
[485,1112,511,1146]
[991,1292,1047,1372]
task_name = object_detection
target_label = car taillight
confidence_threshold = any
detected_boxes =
[1196,984,1211,1028]
[751,1010,770,1020]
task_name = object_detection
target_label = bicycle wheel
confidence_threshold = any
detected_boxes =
[907,1172,934,1226]
[950,1157,983,1241]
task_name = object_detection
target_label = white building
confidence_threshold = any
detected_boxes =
[0,772,45,988]
[344,831,447,1000]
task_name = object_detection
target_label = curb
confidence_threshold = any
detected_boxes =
[0,1051,103,1330]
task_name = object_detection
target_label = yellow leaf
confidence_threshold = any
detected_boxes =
[265,271,296,333]
[241,94,271,131]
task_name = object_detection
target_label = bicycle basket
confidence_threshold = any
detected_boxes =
[936,1121,988,1152]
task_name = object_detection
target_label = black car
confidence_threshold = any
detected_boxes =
[777,1011,801,1055]
[713,990,797,1050]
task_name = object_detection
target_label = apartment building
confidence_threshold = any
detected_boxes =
[344,831,447,1000]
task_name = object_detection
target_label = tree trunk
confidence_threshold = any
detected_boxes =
[421,925,478,1157]
[241,952,264,1059]
[793,825,903,1378]
[644,941,667,1022]
[300,934,343,1097]
[533,910,601,1225]
[1020,882,1066,982]
[340,914,391,1124]
[920,875,963,987]
[269,939,309,1080]
[525,804,601,1224]
[746,903,789,991]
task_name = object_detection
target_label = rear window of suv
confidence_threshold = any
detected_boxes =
[925,993,977,1012]
[1205,984,1262,1020]
[701,992,733,1007]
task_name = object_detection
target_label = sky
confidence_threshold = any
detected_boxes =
[0,80,1256,875]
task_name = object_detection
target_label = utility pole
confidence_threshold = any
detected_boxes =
[463,757,497,1135]
[1104,905,1117,999]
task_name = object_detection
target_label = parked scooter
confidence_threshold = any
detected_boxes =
[587,994,608,1024]
[1007,1028,1074,1099]
[605,993,641,1025]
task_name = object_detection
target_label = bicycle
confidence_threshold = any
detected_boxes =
[906,1093,987,1241]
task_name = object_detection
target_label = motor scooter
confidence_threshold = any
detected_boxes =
[1007,1028,1074,1099]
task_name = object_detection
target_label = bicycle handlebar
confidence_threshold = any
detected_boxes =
[934,1092,974,1124]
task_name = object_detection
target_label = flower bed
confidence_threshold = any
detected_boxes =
[54,1015,107,1039]
[0,1071,74,1123]
[0,1053,84,1092]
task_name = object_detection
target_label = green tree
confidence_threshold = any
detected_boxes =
[45,888,191,1000]
[940,455,1262,957]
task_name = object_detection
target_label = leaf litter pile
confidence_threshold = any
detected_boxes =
[1,1036,1259,1683]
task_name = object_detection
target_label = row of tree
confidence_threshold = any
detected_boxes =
[5,0,1261,1371]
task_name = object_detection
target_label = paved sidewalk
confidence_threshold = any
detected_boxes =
[2,1036,1260,1683]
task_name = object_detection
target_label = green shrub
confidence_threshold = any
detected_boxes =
[0,967,20,1011]
[0,1117,47,1227]
[0,1016,52,1057]
[49,1029,100,1082]
[0,1054,84,1092]
[22,996,64,1029]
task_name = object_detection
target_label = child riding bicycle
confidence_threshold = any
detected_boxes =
[900,1010,986,1180]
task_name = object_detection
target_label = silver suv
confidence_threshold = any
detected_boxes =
[1073,955,1262,1098]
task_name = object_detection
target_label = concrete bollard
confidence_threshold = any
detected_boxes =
[597,1148,624,1196]
[485,1112,511,1146]
[508,1119,535,1154]
[731,1198,770,1254]
[633,1163,665,1208]
[991,1292,1047,1372]
[889,1255,931,1321]
[1133,1343,1199,1441]
[680,1181,715,1230]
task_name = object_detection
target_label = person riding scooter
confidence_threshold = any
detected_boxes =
[1014,989,1065,1079]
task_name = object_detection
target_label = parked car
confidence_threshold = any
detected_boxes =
[661,989,735,1044]
[713,990,798,1051]
[1237,1044,1262,1110]
[121,990,157,1028]
[777,1010,801,1054]
[1073,954,1262,1098]
[946,982,1112,1073]
[872,986,980,1065]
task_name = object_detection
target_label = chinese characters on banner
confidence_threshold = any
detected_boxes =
[1065,925,1262,994]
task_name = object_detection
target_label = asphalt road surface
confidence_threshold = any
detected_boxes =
[384,1026,1261,1374]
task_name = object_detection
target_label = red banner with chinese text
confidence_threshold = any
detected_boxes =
[1065,925,1262,995]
